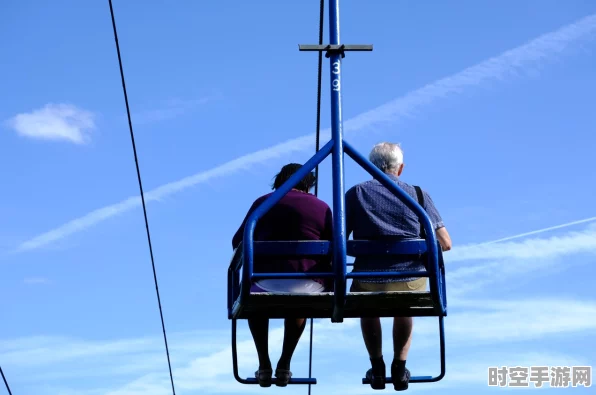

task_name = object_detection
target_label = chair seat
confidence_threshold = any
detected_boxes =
[233,290,440,319]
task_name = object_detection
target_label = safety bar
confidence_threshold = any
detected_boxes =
[231,319,317,385]
[361,315,446,384]
[228,239,446,319]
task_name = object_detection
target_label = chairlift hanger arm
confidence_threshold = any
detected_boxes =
[229,0,448,388]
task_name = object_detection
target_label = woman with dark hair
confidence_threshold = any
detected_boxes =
[232,163,333,387]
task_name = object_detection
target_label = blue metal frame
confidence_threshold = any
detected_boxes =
[231,319,317,386]
[228,0,447,386]
[328,0,348,324]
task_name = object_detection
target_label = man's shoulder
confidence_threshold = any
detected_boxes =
[404,184,442,215]
[346,178,431,199]
[407,183,434,200]
[347,179,376,193]
[395,178,415,190]
[395,179,435,198]
[351,178,417,193]
[346,182,366,203]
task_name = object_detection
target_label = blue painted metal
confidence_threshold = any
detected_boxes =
[251,239,427,256]
[231,319,317,386]
[229,239,433,318]
[252,272,336,280]
[328,0,348,323]
[227,238,441,317]
[348,239,427,256]
[347,271,430,279]
[229,0,448,386]
[254,241,331,256]
[362,316,446,384]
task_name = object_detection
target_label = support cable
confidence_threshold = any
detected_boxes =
[308,0,325,394]
[1,366,13,395]
[107,1,176,394]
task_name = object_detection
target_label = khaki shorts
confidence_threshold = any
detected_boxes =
[351,277,427,292]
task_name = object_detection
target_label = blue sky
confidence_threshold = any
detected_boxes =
[1,0,596,394]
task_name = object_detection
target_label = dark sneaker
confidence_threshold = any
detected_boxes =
[366,367,386,390]
[255,368,272,387]
[274,368,292,387]
[391,365,410,391]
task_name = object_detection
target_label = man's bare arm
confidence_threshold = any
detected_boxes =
[436,227,452,251]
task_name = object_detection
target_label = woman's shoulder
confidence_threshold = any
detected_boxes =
[254,190,330,210]
[300,192,331,210]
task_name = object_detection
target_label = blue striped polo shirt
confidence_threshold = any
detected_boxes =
[345,174,445,283]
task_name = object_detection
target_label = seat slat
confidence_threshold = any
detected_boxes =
[251,239,428,256]
[236,291,439,319]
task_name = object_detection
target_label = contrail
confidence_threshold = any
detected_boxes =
[477,216,596,245]
[448,215,596,262]
[14,13,596,252]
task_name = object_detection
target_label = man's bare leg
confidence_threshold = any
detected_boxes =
[361,317,386,389]
[393,316,413,359]
[392,316,413,390]
[361,317,383,359]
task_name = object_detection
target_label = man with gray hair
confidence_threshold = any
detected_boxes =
[345,142,452,391]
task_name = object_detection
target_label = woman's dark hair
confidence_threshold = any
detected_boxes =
[272,163,316,192]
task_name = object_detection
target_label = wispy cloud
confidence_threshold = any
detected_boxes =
[476,216,596,245]
[131,95,221,125]
[443,221,596,298]
[0,330,224,368]
[448,221,596,263]
[12,13,596,252]
[5,103,96,145]
[416,298,596,346]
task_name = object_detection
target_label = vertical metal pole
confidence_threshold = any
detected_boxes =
[329,0,347,323]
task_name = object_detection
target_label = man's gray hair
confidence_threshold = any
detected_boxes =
[369,142,404,174]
